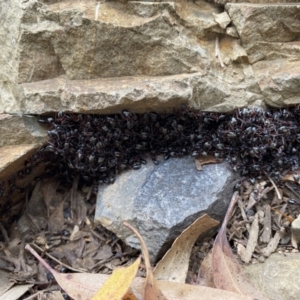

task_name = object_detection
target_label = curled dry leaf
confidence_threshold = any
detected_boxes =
[212,192,269,300]
[154,214,219,283]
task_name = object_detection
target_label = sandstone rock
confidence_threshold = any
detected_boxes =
[226,3,300,62]
[226,26,239,38]
[0,144,40,178]
[220,37,248,64]
[21,1,207,81]
[213,11,231,29]
[0,144,45,225]
[0,114,46,147]
[174,1,224,40]
[253,59,300,107]
[20,70,260,114]
[95,157,239,262]
[244,253,300,300]
[1,0,262,115]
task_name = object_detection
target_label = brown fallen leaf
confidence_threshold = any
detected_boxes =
[41,178,61,218]
[195,156,218,171]
[0,269,14,296]
[0,284,33,300]
[123,222,167,300]
[197,251,215,288]
[212,192,269,299]
[136,277,254,300]
[154,214,219,283]
[91,257,141,300]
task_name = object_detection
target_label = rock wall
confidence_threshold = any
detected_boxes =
[0,0,300,159]
[1,0,300,120]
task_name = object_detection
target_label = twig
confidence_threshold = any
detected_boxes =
[29,243,86,273]
[266,175,282,201]
[19,236,27,272]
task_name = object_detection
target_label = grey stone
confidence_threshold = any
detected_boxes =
[244,253,300,300]
[95,156,239,262]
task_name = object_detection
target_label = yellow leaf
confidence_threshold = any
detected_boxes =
[91,256,141,300]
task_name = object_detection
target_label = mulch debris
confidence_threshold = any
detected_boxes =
[187,177,300,284]
[0,177,139,299]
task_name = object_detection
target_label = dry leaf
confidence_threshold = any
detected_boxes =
[91,257,141,300]
[93,244,113,260]
[195,156,218,171]
[197,252,215,288]
[41,178,61,218]
[25,243,253,300]
[123,222,167,300]
[25,244,104,300]
[0,284,33,300]
[0,270,14,296]
[154,214,219,283]
[281,170,300,182]
[41,291,65,300]
[212,192,269,299]
[135,277,253,300]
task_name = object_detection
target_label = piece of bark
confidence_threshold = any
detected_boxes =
[238,213,259,263]
[260,205,272,244]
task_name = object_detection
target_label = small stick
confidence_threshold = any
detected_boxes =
[27,243,86,273]
[266,174,282,201]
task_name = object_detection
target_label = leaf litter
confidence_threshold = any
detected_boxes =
[0,177,140,299]
[0,169,299,299]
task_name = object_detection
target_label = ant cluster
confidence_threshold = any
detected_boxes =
[35,105,300,187]
[2,105,300,202]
